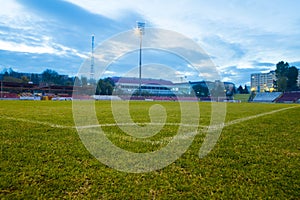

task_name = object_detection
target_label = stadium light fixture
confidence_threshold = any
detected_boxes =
[136,21,145,96]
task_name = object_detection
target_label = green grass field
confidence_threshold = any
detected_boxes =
[1,100,299,199]
[233,94,250,102]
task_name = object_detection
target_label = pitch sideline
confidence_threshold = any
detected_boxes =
[1,105,298,144]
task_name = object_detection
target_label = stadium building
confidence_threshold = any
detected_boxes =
[111,76,235,98]
[111,77,192,96]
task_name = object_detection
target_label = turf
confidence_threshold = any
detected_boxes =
[233,94,250,102]
[0,100,299,199]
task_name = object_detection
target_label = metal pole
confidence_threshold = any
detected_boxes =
[137,22,145,97]
[139,33,142,96]
[91,34,95,82]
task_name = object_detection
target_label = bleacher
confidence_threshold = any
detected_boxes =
[93,95,122,101]
[276,91,300,103]
[71,95,93,100]
[151,96,174,101]
[0,92,19,99]
[174,97,198,101]
[252,92,282,102]
[119,96,199,101]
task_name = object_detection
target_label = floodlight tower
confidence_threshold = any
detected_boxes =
[90,34,95,82]
[137,21,145,96]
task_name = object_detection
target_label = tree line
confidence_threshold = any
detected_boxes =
[2,60,298,96]
[1,68,74,86]
[275,61,299,92]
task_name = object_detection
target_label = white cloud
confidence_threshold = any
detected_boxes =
[175,71,194,77]
[0,38,88,58]
[1,0,300,85]
[221,77,232,82]
[0,0,24,17]
[103,70,116,76]
[0,0,89,59]
[63,0,300,33]
[0,40,55,54]
[0,0,44,31]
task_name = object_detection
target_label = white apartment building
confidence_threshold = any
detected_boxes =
[251,69,300,92]
[251,71,276,92]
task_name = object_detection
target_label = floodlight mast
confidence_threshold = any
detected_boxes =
[137,22,145,96]
[90,34,95,82]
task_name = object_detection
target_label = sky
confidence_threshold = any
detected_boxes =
[0,0,300,85]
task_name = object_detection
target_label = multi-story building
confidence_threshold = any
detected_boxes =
[251,69,300,92]
[251,71,276,93]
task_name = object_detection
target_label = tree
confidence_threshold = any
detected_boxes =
[30,73,40,84]
[287,66,298,91]
[275,61,289,92]
[42,69,59,85]
[64,80,73,86]
[104,77,115,88]
[244,85,249,94]
[21,76,29,83]
[237,85,244,94]
[96,77,115,95]
[275,61,289,78]
[3,76,22,83]
[275,61,299,91]
[277,77,287,92]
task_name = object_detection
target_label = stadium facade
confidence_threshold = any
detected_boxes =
[112,77,192,96]
[111,76,235,97]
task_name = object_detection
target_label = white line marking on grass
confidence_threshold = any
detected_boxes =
[0,116,204,130]
[0,116,72,129]
[223,106,299,127]
[74,105,299,130]
[1,105,298,145]
[76,122,206,129]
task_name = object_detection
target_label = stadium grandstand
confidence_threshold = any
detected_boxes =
[111,77,191,97]
[111,77,236,101]
[252,92,282,102]
[2,74,299,104]
[1,76,237,102]
[0,81,74,100]
[276,91,300,103]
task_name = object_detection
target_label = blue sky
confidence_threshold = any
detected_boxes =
[0,0,300,85]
